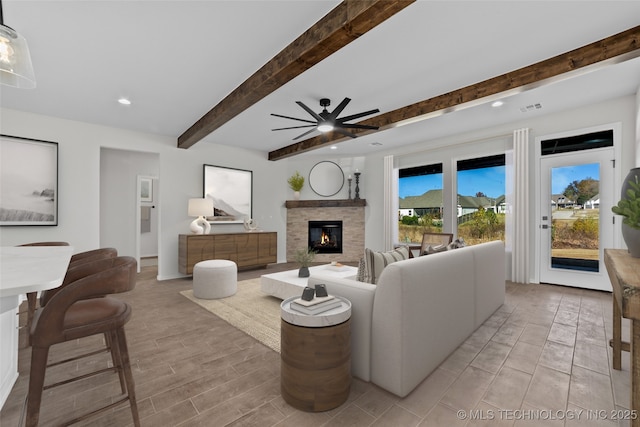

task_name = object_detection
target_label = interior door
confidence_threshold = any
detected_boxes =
[539,148,614,291]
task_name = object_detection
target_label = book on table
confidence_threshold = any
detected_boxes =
[290,295,341,315]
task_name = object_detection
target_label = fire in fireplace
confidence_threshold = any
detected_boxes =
[308,220,343,254]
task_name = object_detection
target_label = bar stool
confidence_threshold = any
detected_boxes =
[18,242,71,340]
[25,256,140,427]
[18,244,118,345]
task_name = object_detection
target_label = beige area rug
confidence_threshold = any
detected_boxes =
[180,278,282,353]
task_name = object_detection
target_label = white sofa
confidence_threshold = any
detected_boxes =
[307,240,505,398]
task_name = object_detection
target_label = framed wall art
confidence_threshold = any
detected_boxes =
[140,177,153,202]
[0,134,59,226]
[203,164,252,223]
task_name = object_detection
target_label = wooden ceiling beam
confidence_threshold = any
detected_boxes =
[268,25,640,161]
[177,0,415,149]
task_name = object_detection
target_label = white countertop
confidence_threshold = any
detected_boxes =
[0,246,74,297]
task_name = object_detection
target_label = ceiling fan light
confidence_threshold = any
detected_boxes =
[317,123,333,132]
[0,24,36,89]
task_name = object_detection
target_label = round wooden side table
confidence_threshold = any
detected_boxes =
[280,296,351,412]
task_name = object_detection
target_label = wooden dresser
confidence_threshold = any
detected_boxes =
[179,231,277,274]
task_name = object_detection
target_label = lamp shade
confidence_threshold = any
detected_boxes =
[188,198,213,217]
[0,24,36,89]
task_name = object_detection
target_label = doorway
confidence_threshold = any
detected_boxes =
[100,148,160,274]
[537,130,615,291]
[136,175,158,272]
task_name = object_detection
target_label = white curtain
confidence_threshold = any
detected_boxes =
[512,128,530,283]
[383,155,395,250]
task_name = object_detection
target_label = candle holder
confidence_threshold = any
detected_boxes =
[347,178,352,200]
[354,172,361,200]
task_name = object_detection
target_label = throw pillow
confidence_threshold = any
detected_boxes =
[424,244,447,255]
[362,246,410,284]
[356,257,366,282]
[447,238,467,250]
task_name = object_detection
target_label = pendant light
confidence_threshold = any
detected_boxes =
[0,0,35,88]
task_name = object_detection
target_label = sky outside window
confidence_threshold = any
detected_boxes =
[551,163,599,194]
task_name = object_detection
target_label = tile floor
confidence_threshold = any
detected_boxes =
[0,263,634,426]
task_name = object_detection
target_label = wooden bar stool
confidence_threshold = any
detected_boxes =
[18,242,71,341]
[25,256,140,427]
[18,245,118,345]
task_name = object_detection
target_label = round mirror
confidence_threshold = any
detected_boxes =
[309,161,344,197]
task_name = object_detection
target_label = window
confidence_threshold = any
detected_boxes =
[398,163,443,243]
[456,154,506,245]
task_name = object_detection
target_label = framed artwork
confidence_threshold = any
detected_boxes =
[140,177,153,202]
[0,134,58,226]
[203,164,252,223]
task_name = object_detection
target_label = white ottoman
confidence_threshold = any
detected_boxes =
[193,260,237,299]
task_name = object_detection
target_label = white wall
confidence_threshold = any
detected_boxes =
[0,108,290,279]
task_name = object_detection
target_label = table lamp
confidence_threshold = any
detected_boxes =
[188,198,213,234]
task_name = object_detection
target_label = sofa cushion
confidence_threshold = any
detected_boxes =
[362,246,409,284]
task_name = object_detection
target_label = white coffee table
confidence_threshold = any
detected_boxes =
[261,264,358,300]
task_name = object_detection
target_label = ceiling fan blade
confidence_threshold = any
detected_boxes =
[339,123,379,130]
[328,97,351,120]
[272,125,317,131]
[293,128,318,140]
[296,101,324,122]
[337,108,380,123]
[270,113,317,124]
[334,128,358,138]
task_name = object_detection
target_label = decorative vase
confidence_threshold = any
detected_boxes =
[621,167,640,257]
[622,223,640,258]
[293,191,300,200]
[298,266,309,277]
[622,166,640,196]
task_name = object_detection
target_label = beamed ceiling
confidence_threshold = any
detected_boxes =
[1,1,639,161]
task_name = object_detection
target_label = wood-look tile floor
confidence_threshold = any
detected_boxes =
[0,263,633,426]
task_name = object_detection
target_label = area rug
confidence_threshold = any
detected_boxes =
[179,278,282,353]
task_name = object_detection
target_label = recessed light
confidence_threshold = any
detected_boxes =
[370,142,383,147]
[118,98,131,105]
[491,100,504,108]
[330,145,337,150]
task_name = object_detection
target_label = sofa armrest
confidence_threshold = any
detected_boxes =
[307,275,376,382]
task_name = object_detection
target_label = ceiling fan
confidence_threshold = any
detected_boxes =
[271,97,380,140]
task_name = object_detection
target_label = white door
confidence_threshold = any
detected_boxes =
[539,148,614,291]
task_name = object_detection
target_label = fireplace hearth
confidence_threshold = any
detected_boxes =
[308,220,342,254]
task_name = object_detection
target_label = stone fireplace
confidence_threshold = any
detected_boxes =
[285,199,366,263]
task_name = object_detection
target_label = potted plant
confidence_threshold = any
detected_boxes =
[294,247,316,277]
[287,171,304,200]
[612,169,640,257]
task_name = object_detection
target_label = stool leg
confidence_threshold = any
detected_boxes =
[108,330,126,393]
[26,292,37,346]
[115,327,140,427]
[26,345,50,427]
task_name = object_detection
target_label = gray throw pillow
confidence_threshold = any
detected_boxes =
[447,238,467,250]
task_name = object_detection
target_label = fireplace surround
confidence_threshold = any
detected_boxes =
[285,199,365,263]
